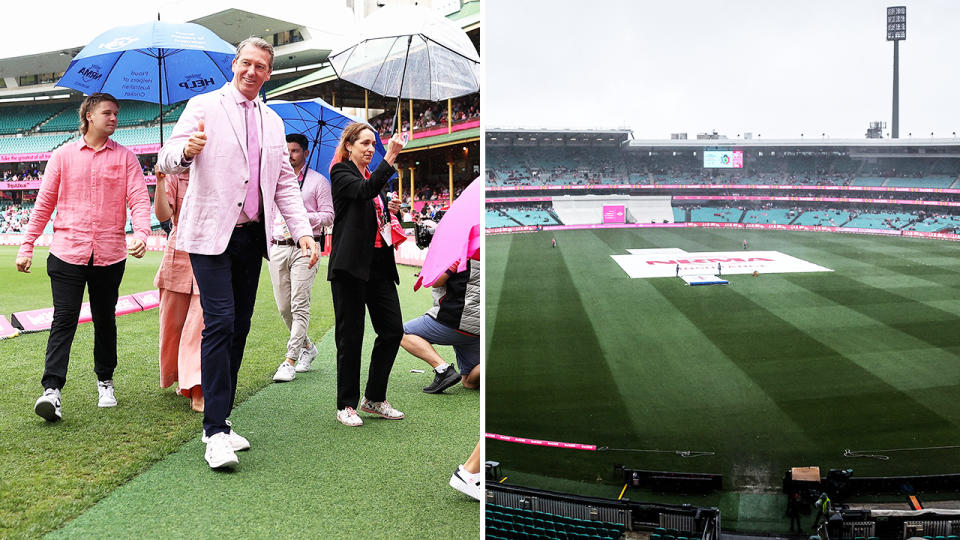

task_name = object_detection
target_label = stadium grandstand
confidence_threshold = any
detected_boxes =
[486,129,960,238]
[486,128,960,538]
[0,2,479,237]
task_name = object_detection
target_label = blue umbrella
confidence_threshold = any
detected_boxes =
[56,20,235,144]
[267,98,389,182]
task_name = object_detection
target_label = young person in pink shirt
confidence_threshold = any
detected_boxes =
[16,93,151,421]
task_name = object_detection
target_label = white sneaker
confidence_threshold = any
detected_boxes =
[449,465,481,501]
[272,361,296,382]
[97,380,117,407]
[295,343,318,372]
[359,397,404,420]
[204,432,239,469]
[201,421,250,451]
[336,407,363,427]
[34,388,62,422]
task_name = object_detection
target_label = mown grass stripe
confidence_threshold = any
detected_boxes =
[486,232,635,483]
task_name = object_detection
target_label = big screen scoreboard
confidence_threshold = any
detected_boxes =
[703,150,743,168]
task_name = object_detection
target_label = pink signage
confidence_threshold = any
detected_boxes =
[0,152,53,163]
[0,315,19,339]
[485,432,597,451]
[0,180,41,190]
[12,294,145,332]
[485,221,960,241]
[487,183,960,195]
[13,307,57,331]
[602,205,626,223]
[411,119,480,139]
[394,233,426,267]
[672,195,960,207]
[486,197,550,203]
[132,290,161,311]
[0,233,167,252]
[126,144,161,154]
[115,295,142,317]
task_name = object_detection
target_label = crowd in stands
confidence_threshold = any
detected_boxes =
[487,147,960,189]
[485,204,561,227]
[487,200,960,234]
[0,203,32,233]
[1,168,42,182]
[370,93,480,140]
[675,203,960,232]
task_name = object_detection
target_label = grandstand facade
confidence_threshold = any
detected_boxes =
[486,128,960,239]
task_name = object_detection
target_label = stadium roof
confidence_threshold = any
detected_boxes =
[266,1,480,101]
[401,127,480,152]
[625,138,960,150]
[486,129,960,153]
[487,128,633,147]
[0,7,353,101]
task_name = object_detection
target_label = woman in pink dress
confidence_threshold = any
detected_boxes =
[154,171,204,412]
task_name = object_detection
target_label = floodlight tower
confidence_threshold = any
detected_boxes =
[887,6,906,138]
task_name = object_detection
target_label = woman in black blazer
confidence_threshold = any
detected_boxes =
[328,124,405,427]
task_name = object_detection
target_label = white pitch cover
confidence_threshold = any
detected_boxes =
[611,249,833,279]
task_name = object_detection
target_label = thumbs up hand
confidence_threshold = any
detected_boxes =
[184,118,207,159]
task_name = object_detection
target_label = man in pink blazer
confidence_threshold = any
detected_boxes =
[157,37,318,470]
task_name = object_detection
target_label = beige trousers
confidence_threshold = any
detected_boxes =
[267,243,319,360]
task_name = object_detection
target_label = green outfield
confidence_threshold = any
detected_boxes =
[0,246,480,539]
[486,228,960,532]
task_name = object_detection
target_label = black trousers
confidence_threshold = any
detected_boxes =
[330,248,403,410]
[190,222,265,437]
[42,254,125,390]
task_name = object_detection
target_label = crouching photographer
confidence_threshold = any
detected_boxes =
[400,254,480,394]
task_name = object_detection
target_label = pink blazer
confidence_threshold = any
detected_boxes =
[157,83,310,256]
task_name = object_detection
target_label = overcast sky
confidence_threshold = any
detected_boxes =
[3,0,354,58]
[485,0,960,140]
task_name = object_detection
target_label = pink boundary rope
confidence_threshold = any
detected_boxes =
[485,432,597,451]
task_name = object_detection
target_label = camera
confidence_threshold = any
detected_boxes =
[414,209,445,249]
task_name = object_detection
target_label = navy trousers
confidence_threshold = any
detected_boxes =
[190,222,265,437]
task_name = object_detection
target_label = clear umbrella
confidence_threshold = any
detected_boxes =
[328,4,480,124]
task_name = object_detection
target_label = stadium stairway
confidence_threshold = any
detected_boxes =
[33,104,73,133]
[547,208,563,225]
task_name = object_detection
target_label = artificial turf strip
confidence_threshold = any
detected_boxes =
[485,229,960,533]
[0,246,480,539]
[48,324,481,539]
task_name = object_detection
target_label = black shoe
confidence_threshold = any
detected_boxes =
[423,366,460,394]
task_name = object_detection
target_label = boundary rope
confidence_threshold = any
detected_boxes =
[486,433,715,458]
[843,445,960,460]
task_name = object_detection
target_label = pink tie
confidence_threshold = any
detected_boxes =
[243,101,261,221]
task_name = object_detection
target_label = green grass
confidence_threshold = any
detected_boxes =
[485,228,960,532]
[0,246,480,539]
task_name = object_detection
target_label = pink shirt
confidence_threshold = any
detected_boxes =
[17,138,151,266]
[154,174,199,294]
[271,167,334,242]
